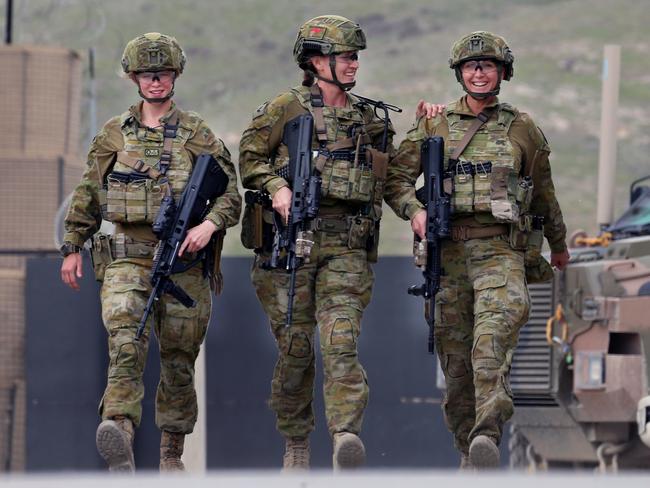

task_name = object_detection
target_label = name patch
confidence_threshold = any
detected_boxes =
[144,148,160,157]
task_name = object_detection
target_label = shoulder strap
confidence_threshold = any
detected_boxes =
[449,107,495,162]
[309,84,328,148]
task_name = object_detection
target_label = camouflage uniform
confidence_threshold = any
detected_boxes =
[240,81,395,439]
[387,62,567,455]
[63,102,241,433]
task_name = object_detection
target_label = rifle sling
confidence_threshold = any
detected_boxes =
[449,107,495,163]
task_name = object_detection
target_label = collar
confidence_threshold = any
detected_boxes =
[448,95,500,117]
[121,101,179,128]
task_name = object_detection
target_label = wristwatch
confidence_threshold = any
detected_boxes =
[60,242,81,257]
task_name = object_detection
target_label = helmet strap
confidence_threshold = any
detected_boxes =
[313,55,355,92]
[137,80,175,104]
[456,67,502,100]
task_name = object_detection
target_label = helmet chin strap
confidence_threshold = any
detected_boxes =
[138,85,175,103]
[313,55,356,92]
[456,67,502,100]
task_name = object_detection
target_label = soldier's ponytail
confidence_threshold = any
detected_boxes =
[302,69,315,87]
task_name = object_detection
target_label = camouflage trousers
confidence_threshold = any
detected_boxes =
[434,235,530,455]
[252,230,373,439]
[99,258,212,433]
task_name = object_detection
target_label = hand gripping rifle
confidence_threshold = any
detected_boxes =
[267,113,321,328]
[135,153,229,340]
[408,136,450,354]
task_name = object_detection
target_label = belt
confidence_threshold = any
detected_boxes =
[309,216,352,233]
[450,224,508,242]
[110,233,157,259]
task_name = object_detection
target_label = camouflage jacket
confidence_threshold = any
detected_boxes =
[63,102,241,247]
[238,85,396,207]
[386,96,567,253]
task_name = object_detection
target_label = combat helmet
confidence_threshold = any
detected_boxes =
[293,15,366,91]
[449,31,514,99]
[121,32,186,103]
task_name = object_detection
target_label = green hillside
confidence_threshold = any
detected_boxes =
[6,0,650,254]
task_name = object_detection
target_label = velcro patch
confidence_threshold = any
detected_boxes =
[253,101,269,119]
[144,148,160,157]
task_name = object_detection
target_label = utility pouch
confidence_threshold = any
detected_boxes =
[508,214,532,251]
[524,215,553,283]
[490,167,520,223]
[320,157,374,204]
[452,172,474,214]
[103,172,163,224]
[104,174,128,222]
[125,178,147,223]
[90,233,113,282]
[367,148,389,180]
[474,163,492,212]
[347,216,373,250]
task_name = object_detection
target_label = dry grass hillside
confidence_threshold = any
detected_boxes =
[5,0,650,254]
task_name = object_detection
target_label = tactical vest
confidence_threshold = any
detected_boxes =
[445,102,531,224]
[100,109,199,224]
[286,85,389,212]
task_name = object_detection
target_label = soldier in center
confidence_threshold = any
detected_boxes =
[239,15,401,470]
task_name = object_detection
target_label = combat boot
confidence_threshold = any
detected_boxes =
[332,432,365,470]
[96,416,135,472]
[282,436,310,471]
[160,431,185,472]
[469,435,500,469]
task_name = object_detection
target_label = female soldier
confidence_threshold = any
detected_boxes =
[60,32,241,472]
[386,32,570,469]
[239,15,401,470]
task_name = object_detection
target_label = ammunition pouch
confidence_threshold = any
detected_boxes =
[90,233,113,282]
[100,171,165,224]
[445,161,534,225]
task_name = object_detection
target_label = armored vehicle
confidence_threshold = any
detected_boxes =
[509,175,650,471]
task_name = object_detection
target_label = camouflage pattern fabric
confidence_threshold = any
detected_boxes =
[449,31,514,79]
[63,103,241,433]
[251,232,372,438]
[99,260,211,433]
[385,96,567,253]
[435,236,529,454]
[293,15,366,64]
[64,102,241,248]
[386,95,567,455]
[240,86,398,440]
[121,32,186,74]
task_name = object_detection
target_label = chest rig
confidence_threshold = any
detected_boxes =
[101,111,194,224]
[445,102,530,224]
[287,85,389,209]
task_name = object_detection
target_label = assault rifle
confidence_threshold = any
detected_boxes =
[135,153,229,340]
[408,136,450,354]
[267,113,321,328]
